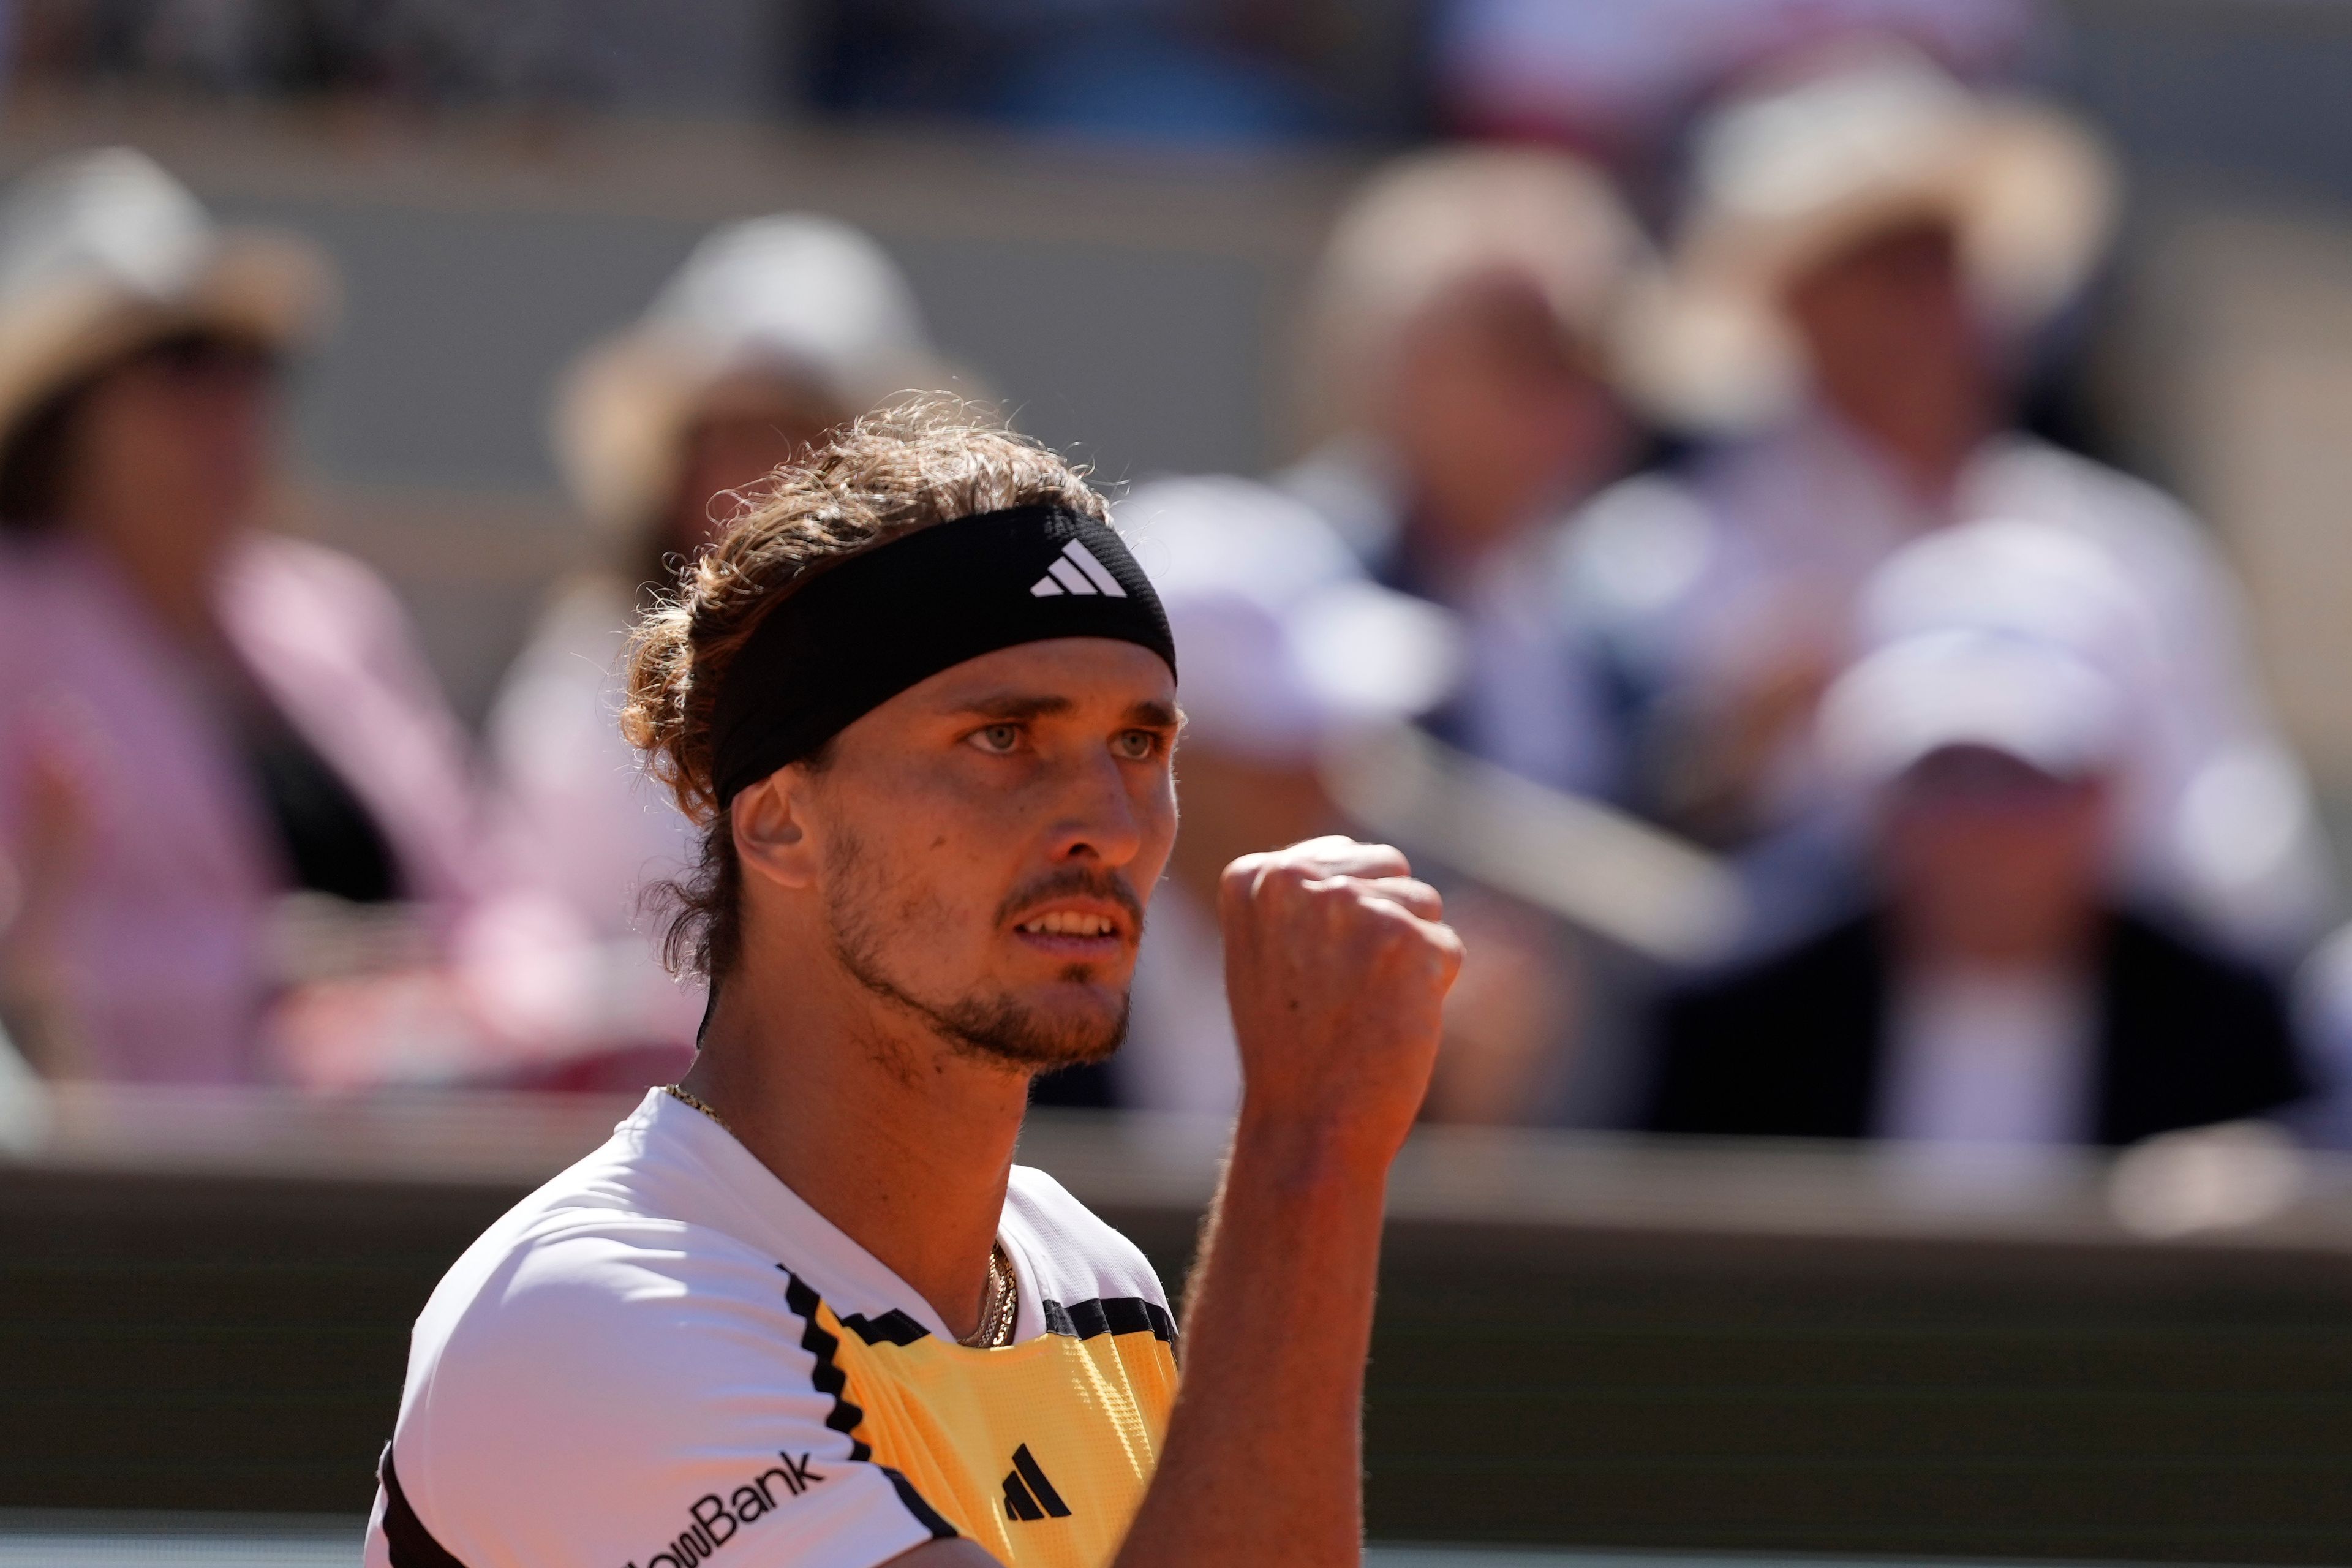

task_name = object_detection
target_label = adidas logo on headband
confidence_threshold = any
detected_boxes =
[1029,540,1128,599]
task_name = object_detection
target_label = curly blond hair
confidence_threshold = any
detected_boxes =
[621,395,1108,980]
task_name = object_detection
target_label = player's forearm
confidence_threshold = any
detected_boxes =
[1111,1112,1390,1568]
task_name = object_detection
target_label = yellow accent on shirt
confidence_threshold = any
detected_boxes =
[817,1294,1178,1568]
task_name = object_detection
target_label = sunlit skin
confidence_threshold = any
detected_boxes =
[1782,221,1999,503]
[1878,745,2111,970]
[1382,271,1633,572]
[58,336,276,644]
[682,638,1179,1340]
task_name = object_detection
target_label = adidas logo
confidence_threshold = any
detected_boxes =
[1000,1443,1071,1522]
[1029,540,1128,599]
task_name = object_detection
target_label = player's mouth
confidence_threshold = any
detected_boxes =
[1009,900,1132,957]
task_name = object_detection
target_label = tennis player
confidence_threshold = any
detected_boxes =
[363,402,1463,1568]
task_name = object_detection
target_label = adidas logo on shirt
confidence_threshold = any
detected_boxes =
[1000,1443,1072,1522]
[1029,540,1128,599]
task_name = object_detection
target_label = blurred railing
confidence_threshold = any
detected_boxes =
[7,1086,2352,1561]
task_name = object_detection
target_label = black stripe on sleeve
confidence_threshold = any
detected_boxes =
[779,1268,872,1462]
[884,1465,960,1539]
[380,1445,470,1568]
[1042,1295,1177,1343]
[777,1266,959,1540]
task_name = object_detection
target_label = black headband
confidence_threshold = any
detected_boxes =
[708,504,1177,807]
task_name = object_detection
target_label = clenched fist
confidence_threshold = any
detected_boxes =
[1219,836,1465,1166]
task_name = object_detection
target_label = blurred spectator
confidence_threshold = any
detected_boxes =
[0,148,483,1082]
[1283,145,1653,802]
[1575,47,2329,956]
[1049,475,1458,1116]
[1647,624,2308,1146]
[1275,148,1679,1128]
[467,215,962,1079]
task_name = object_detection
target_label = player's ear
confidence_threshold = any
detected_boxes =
[730,771,819,891]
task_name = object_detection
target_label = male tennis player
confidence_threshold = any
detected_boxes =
[364,403,1463,1568]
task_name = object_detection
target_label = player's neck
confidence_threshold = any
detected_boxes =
[682,953,1027,1342]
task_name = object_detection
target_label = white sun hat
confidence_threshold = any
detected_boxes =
[551,214,969,538]
[1831,517,2154,789]
[1621,45,2118,432]
[1820,625,2129,792]
[0,147,335,462]
[1855,514,2167,690]
[1119,475,1463,763]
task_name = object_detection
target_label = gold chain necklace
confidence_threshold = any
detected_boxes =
[664,1084,1017,1349]
[963,1244,1019,1349]
[665,1082,729,1129]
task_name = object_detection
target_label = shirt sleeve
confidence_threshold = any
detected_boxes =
[366,1223,952,1568]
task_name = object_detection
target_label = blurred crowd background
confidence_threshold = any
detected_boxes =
[7,0,2352,1165]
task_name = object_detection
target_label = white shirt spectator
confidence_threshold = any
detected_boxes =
[1877,965,2099,1145]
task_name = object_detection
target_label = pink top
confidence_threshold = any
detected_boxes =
[0,532,485,1083]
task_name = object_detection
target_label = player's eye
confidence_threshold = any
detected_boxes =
[1111,729,1163,761]
[970,723,1023,755]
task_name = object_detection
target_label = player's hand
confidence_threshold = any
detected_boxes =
[1218,835,1464,1167]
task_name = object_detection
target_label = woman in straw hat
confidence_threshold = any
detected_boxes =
[466,216,963,1079]
[1571,45,2329,957]
[0,148,486,1083]
[1282,145,1655,804]
[1275,147,1664,1128]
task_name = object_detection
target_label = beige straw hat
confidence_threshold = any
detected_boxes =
[552,215,965,540]
[0,147,335,456]
[1620,47,2119,432]
[1296,145,1653,445]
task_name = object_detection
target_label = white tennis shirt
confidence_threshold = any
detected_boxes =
[364,1090,1178,1568]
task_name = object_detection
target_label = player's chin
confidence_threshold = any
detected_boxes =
[1033,976,1126,1031]
[999,981,1129,1069]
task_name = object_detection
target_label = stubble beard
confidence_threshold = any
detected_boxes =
[823,828,1131,1074]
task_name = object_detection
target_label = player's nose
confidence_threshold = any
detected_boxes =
[1044,748,1149,867]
